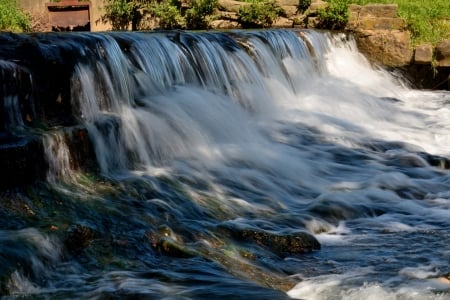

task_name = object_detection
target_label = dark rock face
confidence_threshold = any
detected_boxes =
[0,33,100,188]
[0,136,46,188]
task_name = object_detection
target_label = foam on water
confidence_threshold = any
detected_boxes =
[1,29,449,299]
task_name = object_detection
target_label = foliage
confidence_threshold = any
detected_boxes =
[237,0,283,29]
[185,0,218,29]
[0,0,31,32]
[148,0,185,29]
[350,0,450,45]
[101,0,137,30]
[317,0,350,30]
[102,0,217,30]
[298,0,311,13]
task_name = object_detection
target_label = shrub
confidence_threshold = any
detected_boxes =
[185,0,218,29]
[148,0,185,29]
[317,0,350,30]
[298,0,311,13]
[237,0,283,29]
[101,0,136,30]
[0,0,31,32]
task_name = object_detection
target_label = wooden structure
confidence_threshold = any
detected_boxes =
[45,0,91,31]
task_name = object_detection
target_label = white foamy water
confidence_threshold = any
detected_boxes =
[1,29,449,299]
[68,30,450,299]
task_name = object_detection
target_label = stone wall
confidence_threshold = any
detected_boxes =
[345,3,449,90]
[346,4,412,67]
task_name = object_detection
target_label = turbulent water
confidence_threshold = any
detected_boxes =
[0,29,449,299]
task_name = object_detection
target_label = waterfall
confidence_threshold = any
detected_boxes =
[0,60,33,131]
[0,29,449,300]
[43,131,74,182]
[68,30,339,175]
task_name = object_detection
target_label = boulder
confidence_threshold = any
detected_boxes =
[436,39,450,67]
[354,30,413,67]
[414,43,433,65]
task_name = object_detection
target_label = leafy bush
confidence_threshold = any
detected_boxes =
[101,0,136,30]
[102,0,217,30]
[148,0,185,29]
[237,0,283,29]
[185,0,218,29]
[298,0,311,13]
[317,0,350,30]
[0,0,31,32]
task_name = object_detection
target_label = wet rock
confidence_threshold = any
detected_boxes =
[218,224,320,257]
[64,224,97,253]
[420,153,450,169]
[145,227,197,258]
[0,135,46,188]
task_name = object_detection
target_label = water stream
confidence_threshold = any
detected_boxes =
[0,29,449,299]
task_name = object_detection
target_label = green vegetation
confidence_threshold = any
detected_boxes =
[317,0,349,30]
[148,0,185,29]
[237,0,283,28]
[0,0,30,32]
[101,0,137,30]
[298,0,311,13]
[102,0,217,30]
[185,0,218,29]
[350,0,450,45]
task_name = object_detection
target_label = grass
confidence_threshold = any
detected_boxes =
[350,0,450,45]
[0,0,30,32]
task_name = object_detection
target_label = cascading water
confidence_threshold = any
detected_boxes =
[0,29,449,299]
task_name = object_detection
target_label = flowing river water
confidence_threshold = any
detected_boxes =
[0,29,449,299]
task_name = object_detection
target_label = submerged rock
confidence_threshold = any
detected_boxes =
[64,224,97,253]
[218,224,320,257]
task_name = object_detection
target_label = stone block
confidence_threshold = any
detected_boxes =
[436,39,450,67]
[354,30,413,67]
[414,43,433,65]
[360,4,398,18]
[358,17,406,31]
